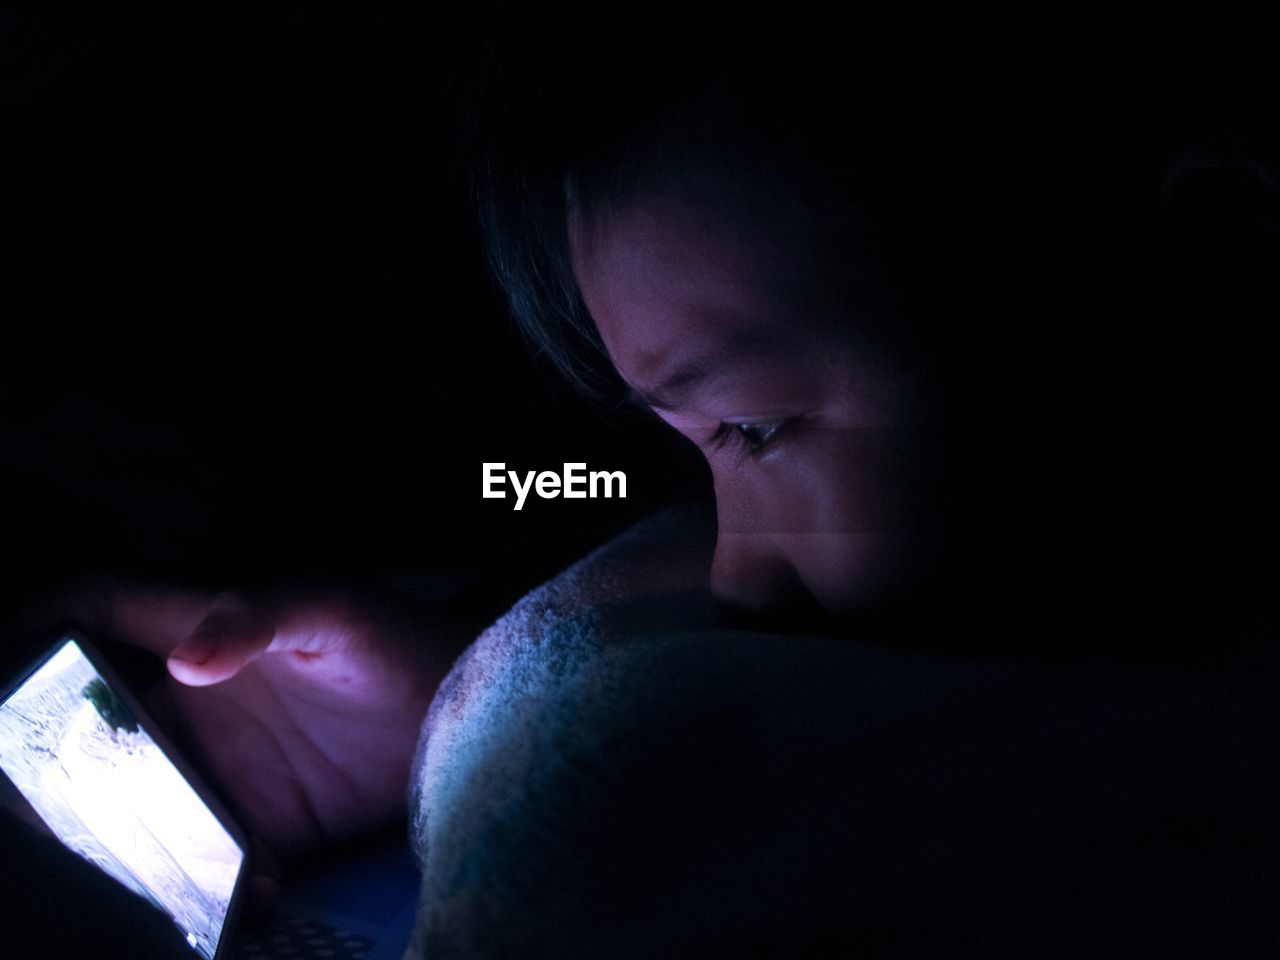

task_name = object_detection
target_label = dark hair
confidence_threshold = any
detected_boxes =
[462,20,943,400]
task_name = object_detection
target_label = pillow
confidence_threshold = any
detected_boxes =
[402,510,1280,958]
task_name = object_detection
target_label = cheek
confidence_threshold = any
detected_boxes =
[783,532,886,612]
[708,429,884,535]
[707,428,922,614]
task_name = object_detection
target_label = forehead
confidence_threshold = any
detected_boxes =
[568,195,826,385]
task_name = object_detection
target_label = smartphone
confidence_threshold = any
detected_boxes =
[0,631,250,960]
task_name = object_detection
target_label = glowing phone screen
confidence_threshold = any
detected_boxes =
[0,639,243,959]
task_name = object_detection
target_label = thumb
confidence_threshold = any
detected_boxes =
[167,593,276,687]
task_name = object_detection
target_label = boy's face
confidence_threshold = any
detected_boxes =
[570,191,933,620]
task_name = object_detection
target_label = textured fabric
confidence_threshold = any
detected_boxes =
[402,512,1280,958]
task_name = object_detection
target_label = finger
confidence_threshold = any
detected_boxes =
[108,583,218,657]
[167,593,278,687]
[17,576,212,658]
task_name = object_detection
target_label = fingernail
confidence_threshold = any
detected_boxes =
[171,632,219,665]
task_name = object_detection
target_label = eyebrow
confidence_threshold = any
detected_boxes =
[625,331,791,412]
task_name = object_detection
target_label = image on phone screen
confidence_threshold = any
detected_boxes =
[0,638,244,959]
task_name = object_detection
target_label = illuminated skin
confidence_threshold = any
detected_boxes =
[570,189,932,618]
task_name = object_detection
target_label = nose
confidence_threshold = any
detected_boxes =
[709,532,821,624]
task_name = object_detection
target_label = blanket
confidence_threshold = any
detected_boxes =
[402,508,1280,958]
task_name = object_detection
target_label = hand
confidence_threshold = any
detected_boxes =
[61,581,469,869]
